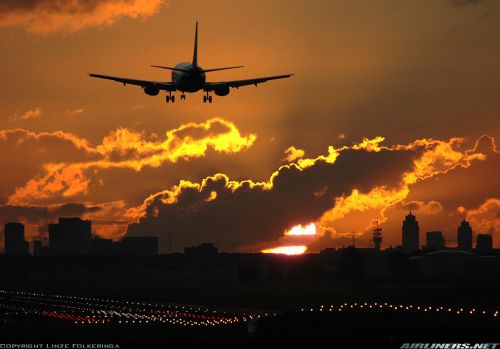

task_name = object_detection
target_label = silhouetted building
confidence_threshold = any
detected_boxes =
[457,219,473,250]
[117,237,158,256]
[34,240,42,256]
[4,223,29,255]
[48,218,91,255]
[33,240,50,256]
[320,248,339,255]
[476,234,493,253]
[185,243,218,258]
[426,231,445,250]
[91,238,115,255]
[402,212,419,252]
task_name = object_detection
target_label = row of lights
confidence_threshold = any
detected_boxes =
[301,302,500,318]
[0,290,262,327]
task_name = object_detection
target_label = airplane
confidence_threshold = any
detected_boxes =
[89,22,293,104]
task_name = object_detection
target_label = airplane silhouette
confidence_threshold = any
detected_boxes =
[89,22,293,104]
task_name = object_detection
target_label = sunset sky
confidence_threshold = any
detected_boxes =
[0,0,499,252]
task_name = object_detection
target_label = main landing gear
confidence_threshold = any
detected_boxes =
[203,92,213,103]
[166,92,175,103]
[166,92,186,103]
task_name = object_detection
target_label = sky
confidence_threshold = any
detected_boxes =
[0,0,498,253]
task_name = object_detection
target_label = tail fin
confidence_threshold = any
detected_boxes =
[192,22,199,67]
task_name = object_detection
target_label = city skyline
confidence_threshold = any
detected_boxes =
[3,212,495,255]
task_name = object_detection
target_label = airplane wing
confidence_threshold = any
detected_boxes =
[88,73,175,91]
[204,74,293,91]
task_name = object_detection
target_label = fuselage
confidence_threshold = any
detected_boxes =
[172,62,206,93]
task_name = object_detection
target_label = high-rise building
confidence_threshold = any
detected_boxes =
[457,219,473,250]
[48,218,91,255]
[402,212,419,252]
[4,223,29,255]
[476,234,493,253]
[426,231,445,250]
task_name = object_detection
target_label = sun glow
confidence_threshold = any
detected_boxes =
[284,223,317,236]
[261,246,307,256]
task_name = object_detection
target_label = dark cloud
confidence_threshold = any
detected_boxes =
[0,203,101,225]
[127,147,417,252]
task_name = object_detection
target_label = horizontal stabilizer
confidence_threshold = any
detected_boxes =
[151,65,191,73]
[202,66,244,73]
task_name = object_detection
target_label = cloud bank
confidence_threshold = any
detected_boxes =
[0,0,166,35]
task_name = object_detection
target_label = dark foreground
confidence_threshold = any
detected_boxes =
[0,290,499,343]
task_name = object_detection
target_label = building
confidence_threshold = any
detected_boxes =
[185,243,219,258]
[33,240,50,256]
[4,223,29,255]
[457,219,473,250]
[90,238,115,255]
[476,234,493,253]
[48,218,91,255]
[426,231,445,250]
[117,237,158,256]
[402,212,419,252]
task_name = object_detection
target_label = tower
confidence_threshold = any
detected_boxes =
[371,219,383,251]
[402,211,419,252]
[457,219,473,250]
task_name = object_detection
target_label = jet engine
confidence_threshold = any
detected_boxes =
[214,84,230,96]
[143,86,160,96]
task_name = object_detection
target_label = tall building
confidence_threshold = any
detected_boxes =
[476,234,493,253]
[48,218,91,255]
[426,231,445,250]
[4,223,29,255]
[457,219,473,250]
[402,212,419,252]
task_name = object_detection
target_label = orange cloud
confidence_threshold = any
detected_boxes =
[8,107,43,122]
[7,118,256,204]
[0,0,165,35]
[316,136,489,239]
[466,198,500,236]
[284,146,306,162]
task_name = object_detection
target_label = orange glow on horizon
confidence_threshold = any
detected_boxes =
[261,246,307,256]
[284,223,317,236]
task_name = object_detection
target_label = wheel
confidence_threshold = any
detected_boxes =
[208,96,213,103]
[203,96,207,103]
[166,95,170,103]
[181,95,186,100]
[171,96,175,103]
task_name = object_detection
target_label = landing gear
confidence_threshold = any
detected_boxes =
[166,92,175,103]
[203,92,213,103]
[181,94,186,100]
